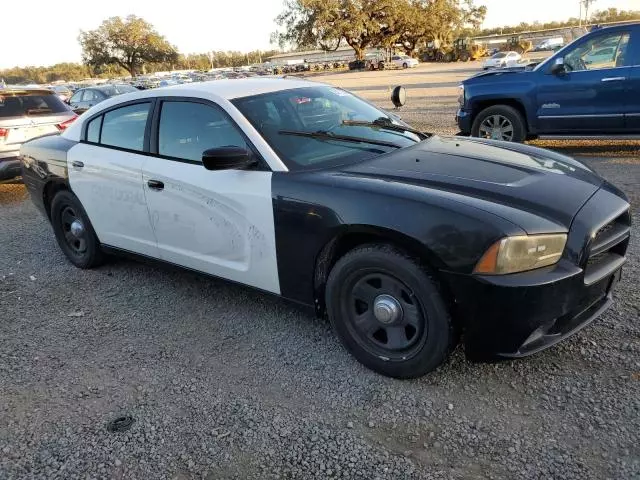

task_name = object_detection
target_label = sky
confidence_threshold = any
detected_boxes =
[1,0,638,69]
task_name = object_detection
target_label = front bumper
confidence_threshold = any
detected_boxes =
[456,109,472,134]
[443,260,623,359]
[0,157,22,183]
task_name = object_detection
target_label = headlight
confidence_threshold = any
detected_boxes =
[474,234,567,275]
[457,85,465,106]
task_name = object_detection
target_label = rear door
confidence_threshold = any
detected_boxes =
[536,30,630,133]
[67,101,159,256]
[140,98,279,293]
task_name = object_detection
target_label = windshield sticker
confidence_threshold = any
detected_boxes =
[293,97,312,105]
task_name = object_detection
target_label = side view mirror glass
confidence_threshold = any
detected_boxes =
[202,146,257,171]
[550,57,566,75]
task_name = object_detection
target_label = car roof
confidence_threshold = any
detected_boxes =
[0,88,55,95]
[146,77,321,100]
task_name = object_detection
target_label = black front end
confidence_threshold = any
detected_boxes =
[443,185,631,359]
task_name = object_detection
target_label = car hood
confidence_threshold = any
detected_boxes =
[339,136,603,233]
[468,67,533,80]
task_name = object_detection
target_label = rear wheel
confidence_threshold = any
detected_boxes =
[325,245,454,378]
[471,105,526,143]
[50,190,104,268]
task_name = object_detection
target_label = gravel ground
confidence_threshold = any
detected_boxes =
[1,64,639,479]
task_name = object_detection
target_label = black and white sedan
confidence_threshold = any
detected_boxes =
[20,78,630,378]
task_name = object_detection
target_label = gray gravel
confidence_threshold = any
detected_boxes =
[1,81,639,479]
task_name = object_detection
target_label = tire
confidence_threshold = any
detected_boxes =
[402,62,408,69]
[325,244,454,378]
[378,62,385,70]
[50,190,104,268]
[471,104,526,143]
[444,53,453,62]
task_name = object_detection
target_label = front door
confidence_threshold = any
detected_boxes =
[536,30,630,133]
[141,99,280,293]
[67,101,159,257]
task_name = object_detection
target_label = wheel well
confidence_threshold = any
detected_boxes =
[471,99,529,133]
[313,229,455,320]
[42,181,68,220]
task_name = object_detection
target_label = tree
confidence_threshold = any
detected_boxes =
[273,0,486,59]
[274,0,403,60]
[79,16,178,77]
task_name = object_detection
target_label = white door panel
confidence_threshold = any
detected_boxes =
[67,143,159,256]
[141,161,279,294]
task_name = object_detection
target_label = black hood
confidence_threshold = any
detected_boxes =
[340,136,603,233]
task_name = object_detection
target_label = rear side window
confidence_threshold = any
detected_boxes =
[0,93,68,118]
[86,115,102,143]
[98,103,150,152]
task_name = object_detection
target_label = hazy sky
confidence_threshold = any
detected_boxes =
[1,0,637,69]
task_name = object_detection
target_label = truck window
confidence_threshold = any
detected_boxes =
[564,32,630,71]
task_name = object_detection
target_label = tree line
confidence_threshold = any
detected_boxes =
[477,8,640,36]
[2,7,638,84]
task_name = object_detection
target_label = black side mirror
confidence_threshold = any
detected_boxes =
[550,57,566,76]
[202,146,257,171]
[391,86,406,108]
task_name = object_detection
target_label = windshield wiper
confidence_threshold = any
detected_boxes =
[341,117,429,139]
[278,129,402,149]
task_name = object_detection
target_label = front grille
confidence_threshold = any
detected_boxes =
[583,210,631,285]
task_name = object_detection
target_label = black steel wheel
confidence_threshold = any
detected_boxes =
[50,190,104,268]
[326,244,455,378]
[345,272,425,356]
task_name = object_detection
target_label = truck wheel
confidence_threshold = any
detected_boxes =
[325,244,455,378]
[471,105,526,143]
[378,62,385,70]
[50,190,104,268]
[444,53,453,62]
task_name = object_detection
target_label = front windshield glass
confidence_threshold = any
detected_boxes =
[492,52,507,59]
[232,86,420,170]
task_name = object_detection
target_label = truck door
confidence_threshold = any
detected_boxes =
[536,30,630,133]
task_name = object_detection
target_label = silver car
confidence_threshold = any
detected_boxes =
[0,88,77,182]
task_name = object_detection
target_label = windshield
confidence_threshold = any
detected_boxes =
[232,86,420,170]
[492,52,507,59]
[100,85,138,97]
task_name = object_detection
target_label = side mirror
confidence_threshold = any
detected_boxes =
[550,57,566,75]
[202,146,257,171]
[391,86,406,108]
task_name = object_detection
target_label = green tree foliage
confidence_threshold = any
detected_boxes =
[478,8,639,36]
[79,15,179,77]
[273,0,486,58]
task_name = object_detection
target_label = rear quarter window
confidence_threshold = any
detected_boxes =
[0,93,69,118]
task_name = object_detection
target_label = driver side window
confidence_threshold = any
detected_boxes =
[564,32,630,71]
[158,101,248,162]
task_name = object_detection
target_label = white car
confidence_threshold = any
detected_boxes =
[390,55,419,68]
[482,51,521,70]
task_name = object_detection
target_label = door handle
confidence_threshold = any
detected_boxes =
[147,179,164,191]
[72,161,84,168]
[601,77,625,82]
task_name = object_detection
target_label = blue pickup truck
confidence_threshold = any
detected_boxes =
[456,23,640,142]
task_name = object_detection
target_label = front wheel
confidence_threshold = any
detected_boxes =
[471,105,526,143]
[402,62,408,69]
[50,190,104,268]
[325,245,454,378]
